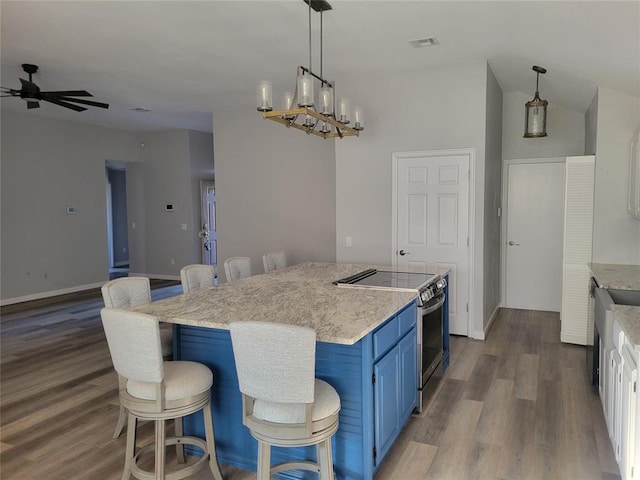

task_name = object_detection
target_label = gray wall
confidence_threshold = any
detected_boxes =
[0,110,140,302]
[0,111,212,303]
[502,91,586,160]
[592,87,640,264]
[334,61,490,338]
[128,130,196,278]
[585,92,598,156]
[483,65,503,330]
[212,106,336,283]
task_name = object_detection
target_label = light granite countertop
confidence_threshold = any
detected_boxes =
[589,263,640,290]
[589,263,640,351]
[132,262,441,345]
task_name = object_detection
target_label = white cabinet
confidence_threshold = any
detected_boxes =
[601,320,638,480]
[561,155,595,344]
[620,343,637,479]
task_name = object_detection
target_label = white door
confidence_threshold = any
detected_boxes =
[200,179,217,265]
[504,162,565,311]
[393,151,470,336]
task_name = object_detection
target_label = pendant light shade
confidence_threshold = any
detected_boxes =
[524,66,548,138]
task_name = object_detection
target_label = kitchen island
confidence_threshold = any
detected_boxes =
[132,263,447,479]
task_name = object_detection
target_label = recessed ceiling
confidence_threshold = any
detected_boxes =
[1,1,638,133]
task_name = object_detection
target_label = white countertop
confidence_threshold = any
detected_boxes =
[589,263,640,351]
[132,262,436,345]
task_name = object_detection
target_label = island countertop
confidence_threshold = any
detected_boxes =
[132,262,427,345]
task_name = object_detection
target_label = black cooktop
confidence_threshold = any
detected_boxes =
[334,269,437,291]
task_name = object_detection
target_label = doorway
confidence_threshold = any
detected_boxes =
[501,158,565,311]
[105,164,129,279]
[392,149,473,336]
[199,179,217,266]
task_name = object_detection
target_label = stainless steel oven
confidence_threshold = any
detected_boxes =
[416,278,446,412]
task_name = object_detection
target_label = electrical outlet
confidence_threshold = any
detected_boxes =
[170,258,175,265]
[122,247,127,253]
[346,236,352,247]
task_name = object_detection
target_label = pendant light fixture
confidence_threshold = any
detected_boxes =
[256,0,363,139]
[524,66,548,138]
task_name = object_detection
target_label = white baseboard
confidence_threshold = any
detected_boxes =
[469,305,502,340]
[0,282,105,306]
[561,333,588,346]
[128,272,181,281]
[1,273,181,306]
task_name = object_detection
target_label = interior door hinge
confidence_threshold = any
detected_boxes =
[466,303,469,313]
[634,381,637,393]
[373,447,377,459]
[467,237,469,247]
[372,373,376,385]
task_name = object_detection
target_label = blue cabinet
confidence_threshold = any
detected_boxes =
[372,303,417,466]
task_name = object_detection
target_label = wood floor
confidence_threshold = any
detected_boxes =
[1,290,620,480]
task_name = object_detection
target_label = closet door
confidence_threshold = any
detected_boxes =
[561,156,595,345]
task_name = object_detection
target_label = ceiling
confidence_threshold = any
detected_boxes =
[1,1,638,133]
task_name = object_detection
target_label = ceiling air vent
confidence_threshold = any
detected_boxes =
[409,37,440,48]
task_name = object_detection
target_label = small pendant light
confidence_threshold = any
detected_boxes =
[524,66,548,138]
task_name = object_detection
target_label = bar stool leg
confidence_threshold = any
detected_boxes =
[155,419,166,479]
[317,438,334,480]
[257,441,271,480]
[203,402,224,480]
[174,417,185,464]
[113,405,127,438]
[122,413,136,480]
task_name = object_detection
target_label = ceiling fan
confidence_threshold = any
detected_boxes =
[1,63,109,112]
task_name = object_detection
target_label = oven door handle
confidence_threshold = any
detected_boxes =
[423,293,445,314]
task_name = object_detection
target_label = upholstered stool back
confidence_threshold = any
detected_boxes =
[180,264,216,293]
[223,256,252,283]
[101,277,151,308]
[262,251,287,273]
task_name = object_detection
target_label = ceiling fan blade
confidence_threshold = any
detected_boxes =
[41,96,86,112]
[40,90,93,97]
[27,101,40,109]
[53,96,109,109]
[1,94,19,98]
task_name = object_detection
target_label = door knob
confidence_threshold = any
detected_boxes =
[508,241,520,246]
[399,249,410,256]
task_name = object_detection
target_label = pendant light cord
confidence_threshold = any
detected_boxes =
[308,0,312,72]
[320,10,323,81]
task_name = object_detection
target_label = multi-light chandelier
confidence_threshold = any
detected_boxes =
[524,65,548,138]
[256,0,363,139]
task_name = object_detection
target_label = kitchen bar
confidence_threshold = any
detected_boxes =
[132,262,449,479]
